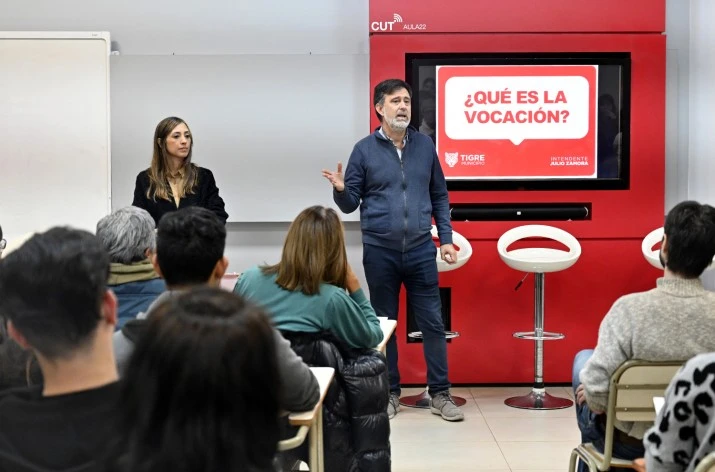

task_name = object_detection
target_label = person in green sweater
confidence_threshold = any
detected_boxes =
[235,205,383,349]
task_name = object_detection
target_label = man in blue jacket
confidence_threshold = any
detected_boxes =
[322,78,463,422]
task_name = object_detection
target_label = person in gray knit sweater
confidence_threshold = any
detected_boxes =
[572,201,715,468]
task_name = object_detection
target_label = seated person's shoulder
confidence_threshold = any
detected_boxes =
[608,288,661,313]
[0,385,37,401]
[120,318,149,343]
[236,266,265,285]
[135,277,166,294]
[0,386,40,413]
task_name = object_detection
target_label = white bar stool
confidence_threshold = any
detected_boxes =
[400,226,472,409]
[641,227,665,269]
[497,224,580,410]
[642,226,715,270]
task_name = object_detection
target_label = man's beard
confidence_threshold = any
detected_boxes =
[387,116,409,131]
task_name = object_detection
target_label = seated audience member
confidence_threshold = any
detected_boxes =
[107,287,281,472]
[0,225,42,391]
[573,201,715,468]
[0,227,120,471]
[236,205,390,471]
[632,353,715,472]
[96,206,165,329]
[113,207,318,411]
[235,205,383,349]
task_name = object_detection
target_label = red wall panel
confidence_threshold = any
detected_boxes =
[369,1,666,383]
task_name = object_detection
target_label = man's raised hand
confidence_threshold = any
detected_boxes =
[321,162,345,192]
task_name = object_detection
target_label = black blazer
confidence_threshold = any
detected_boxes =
[132,167,229,225]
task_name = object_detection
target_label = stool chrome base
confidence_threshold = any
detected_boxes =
[400,389,468,409]
[504,388,573,410]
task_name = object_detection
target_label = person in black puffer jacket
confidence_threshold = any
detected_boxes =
[280,330,391,472]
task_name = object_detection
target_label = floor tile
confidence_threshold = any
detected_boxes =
[391,414,495,443]
[498,441,578,470]
[485,417,581,442]
[512,470,566,472]
[392,441,509,471]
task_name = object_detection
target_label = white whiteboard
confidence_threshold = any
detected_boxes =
[0,32,111,242]
[110,54,368,222]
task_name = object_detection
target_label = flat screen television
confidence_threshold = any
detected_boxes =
[406,53,631,191]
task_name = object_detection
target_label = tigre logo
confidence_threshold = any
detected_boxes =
[444,152,459,168]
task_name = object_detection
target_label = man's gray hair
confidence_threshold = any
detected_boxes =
[96,206,156,264]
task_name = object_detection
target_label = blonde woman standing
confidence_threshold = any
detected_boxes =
[132,117,228,224]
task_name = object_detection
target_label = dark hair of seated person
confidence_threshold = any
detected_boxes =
[0,227,110,360]
[662,200,715,278]
[106,287,281,472]
[155,207,226,286]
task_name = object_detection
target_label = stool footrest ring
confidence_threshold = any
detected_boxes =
[513,331,565,340]
[408,331,460,340]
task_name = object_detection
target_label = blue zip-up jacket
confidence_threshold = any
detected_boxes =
[334,127,453,252]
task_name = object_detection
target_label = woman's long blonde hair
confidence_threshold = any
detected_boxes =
[146,117,199,202]
[262,206,348,295]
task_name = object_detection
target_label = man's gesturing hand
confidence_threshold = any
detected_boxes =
[321,162,345,192]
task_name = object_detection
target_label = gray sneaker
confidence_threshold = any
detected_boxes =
[430,391,465,421]
[387,392,400,419]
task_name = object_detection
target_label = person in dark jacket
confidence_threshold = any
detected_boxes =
[132,116,228,224]
[281,330,391,472]
[96,207,165,330]
[0,228,120,472]
[322,78,463,422]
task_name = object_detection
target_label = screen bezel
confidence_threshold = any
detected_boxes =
[406,52,632,191]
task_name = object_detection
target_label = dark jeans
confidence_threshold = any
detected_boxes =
[363,240,450,396]
[572,349,644,471]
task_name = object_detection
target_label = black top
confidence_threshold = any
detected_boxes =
[0,382,121,472]
[132,166,229,225]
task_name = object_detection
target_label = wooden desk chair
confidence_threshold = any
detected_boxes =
[277,367,335,472]
[696,452,715,472]
[277,424,310,471]
[568,360,682,472]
